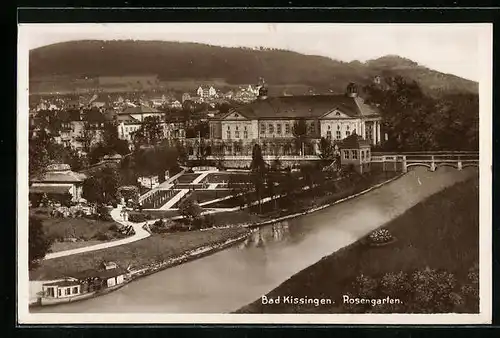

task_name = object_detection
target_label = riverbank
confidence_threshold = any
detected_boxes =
[236,176,479,314]
[30,227,251,281]
[31,171,402,281]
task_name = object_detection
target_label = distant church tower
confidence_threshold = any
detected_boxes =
[346,82,358,98]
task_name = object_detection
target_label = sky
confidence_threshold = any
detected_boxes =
[20,23,487,82]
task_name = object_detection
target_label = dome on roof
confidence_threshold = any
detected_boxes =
[346,82,359,97]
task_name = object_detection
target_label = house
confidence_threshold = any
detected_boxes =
[30,164,87,202]
[40,263,128,305]
[208,83,382,156]
[118,105,163,122]
[197,85,217,98]
[339,133,372,174]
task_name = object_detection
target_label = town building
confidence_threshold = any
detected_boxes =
[207,83,382,156]
[29,163,87,202]
[197,85,217,98]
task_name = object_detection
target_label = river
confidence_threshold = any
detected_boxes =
[32,166,478,314]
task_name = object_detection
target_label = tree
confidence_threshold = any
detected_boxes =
[292,118,308,155]
[29,217,53,270]
[82,167,120,205]
[250,143,266,171]
[29,129,51,181]
[319,137,333,160]
[178,198,202,226]
[79,121,95,153]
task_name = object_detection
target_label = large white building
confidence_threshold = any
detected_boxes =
[208,83,382,155]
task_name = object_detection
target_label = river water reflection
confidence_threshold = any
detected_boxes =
[33,167,478,314]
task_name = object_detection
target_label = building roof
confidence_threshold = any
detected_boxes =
[229,94,380,120]
[340,133,371,148]
[119,106,160,115]
[29,185,72,194]
[31,170,87,183]
[43,279,81,287]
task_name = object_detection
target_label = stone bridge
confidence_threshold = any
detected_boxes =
[371,152,479,172]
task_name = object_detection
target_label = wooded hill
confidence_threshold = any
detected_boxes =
[29,40,478,96]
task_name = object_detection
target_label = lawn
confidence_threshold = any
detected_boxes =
[237,177,479,314]
[201,172,250,184]
[175,173,202,183]
[129,209,180,220]
[30,227,251,281]
[141,190,179,209]
[29,211,127,253]
[173,190,234,207]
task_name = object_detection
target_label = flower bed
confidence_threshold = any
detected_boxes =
[366,229,396,247]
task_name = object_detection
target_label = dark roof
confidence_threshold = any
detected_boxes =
[29,185,72,194]
[31,170,86,183]
[43,279,81,287]
[119,106,160,115]
[229,95,379,120]
[340,134,371,148]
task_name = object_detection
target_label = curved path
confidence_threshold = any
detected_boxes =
[43,207,151,260]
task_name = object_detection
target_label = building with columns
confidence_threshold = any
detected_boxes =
[207,83,382,156]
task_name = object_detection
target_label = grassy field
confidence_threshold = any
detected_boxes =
[237,177,479,314]
[175,173,202,183]
[30,227,250,281]
[175,190,234,207]
[30,209,125,245]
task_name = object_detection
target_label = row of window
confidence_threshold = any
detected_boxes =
[343,149,371,160]
[48,286,79,298]
[226,130,249,139]
[260,123,294,135]
[326,130,351,140]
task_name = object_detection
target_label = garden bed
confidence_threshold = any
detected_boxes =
[175,173,202,183]
[174,190,234,207]
[237,177,479,314]
[30,227,250,281]
[141,190,179,209]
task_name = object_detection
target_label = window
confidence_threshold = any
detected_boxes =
[352,150,358,159]
[227,126,230,130]
[346,125,350,130]
[309,122,315,133]
[58,289,61,297]
[235,130,240,138]
[336,130,341,140]
[327,131,332,140]
[343,150,350,159]
[261,123,266,134]
[328,125,331,130]
[72,287,78,294]
[285,123,291,134]
[346,131,350,137]
[244,130,248,139]
[366,150,370,159]
[227,130,231,139]
[65,288,70,296]
[361,150,365,160]
[277,124,282,134]
[268,124,274,133]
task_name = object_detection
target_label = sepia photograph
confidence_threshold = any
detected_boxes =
[17,22,492,324]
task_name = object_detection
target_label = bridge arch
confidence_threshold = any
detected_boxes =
[462,163,479,169]
[406,163,433,171]
[435,162,460,170]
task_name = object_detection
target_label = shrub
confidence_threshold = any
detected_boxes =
[108,224,119,232]
[128,212,152,223]
[342,266,473,313]
[93,231,111,241]
[178,198,202,222]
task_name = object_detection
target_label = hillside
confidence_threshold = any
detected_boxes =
[29,40,478,96]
